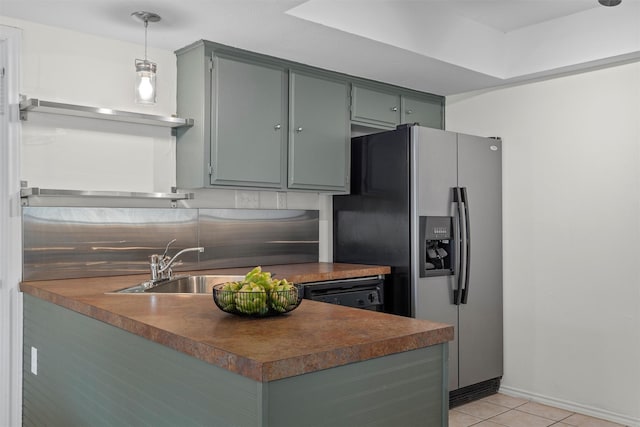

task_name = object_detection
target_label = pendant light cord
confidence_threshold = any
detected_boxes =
[144,18,148,61]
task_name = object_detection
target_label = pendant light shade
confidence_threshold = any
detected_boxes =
[132,11,161,105]
[135,59,157,104]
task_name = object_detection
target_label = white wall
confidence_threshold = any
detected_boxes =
[1,15,177,193]
[447,63,640,425]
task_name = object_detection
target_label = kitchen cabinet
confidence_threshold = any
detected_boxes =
[210,55,287,188]
[176,40,444,192]
[402,95,444,129]
[350,84,444,130]
[177,42,347,192]
[21,269,451,427]
[350,85,401,128]
[288,71,349,191]
[176,43,289,190]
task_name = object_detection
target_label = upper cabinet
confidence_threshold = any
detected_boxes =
[350,86,401,128]
[176,41,350,192]
[176,43,288,190]
[175,40,444,193]
[401,96,443,129]
[350,84,444,130]
[288,71,349,191]
[211,55,287,188]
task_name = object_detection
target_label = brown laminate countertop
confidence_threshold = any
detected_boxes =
[20,262,453,382]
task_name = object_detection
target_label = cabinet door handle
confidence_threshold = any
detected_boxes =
[274,124,281,130]
[406,109,413,114]
[296,127,303,133]
[391,106,398,112]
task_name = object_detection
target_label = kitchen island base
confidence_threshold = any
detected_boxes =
[23,295,448,426]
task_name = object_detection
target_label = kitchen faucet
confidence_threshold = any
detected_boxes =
[150,239,204,282]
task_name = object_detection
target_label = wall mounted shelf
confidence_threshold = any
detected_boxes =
[19,98,194,128]
[20,187,194,208]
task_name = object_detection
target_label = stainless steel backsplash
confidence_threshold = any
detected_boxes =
[23,207,319,281]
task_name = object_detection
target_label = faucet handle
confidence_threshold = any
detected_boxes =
[162,239,177,258]
[149,253,162,281]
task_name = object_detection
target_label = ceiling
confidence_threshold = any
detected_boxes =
[1,0,638,96]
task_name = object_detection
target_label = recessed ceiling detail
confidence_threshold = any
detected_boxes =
[286,0,640,81]
[1,0,639,95]
[447,1,598,33]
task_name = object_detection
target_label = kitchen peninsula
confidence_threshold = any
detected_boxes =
[21,263,453,427]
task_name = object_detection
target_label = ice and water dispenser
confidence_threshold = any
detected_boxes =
[419,216,454,277]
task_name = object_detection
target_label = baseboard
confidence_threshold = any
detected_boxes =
[499,385,640,427]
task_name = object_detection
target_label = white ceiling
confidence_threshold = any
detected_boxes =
[1,0,638,95]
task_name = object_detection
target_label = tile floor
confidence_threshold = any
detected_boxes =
[449,393,627,427]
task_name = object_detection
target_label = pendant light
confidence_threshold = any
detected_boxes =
[132,11,161,105]
[598,0,621,6]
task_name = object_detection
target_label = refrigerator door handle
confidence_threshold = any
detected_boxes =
[453,187,464,305]
[461,187,471,304]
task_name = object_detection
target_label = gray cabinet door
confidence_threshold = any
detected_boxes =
[288,72,349,191]
[402,96,444,129]
[351,85,400,129]
[212,56,287,188]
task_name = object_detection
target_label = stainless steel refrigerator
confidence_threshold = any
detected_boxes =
[333,124,502,404]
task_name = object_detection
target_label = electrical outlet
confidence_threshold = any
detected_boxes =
[31,346,38,375]
[236,191,260,208]
[276,192,287,209]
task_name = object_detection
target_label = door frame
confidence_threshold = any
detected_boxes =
[0,23,23,427]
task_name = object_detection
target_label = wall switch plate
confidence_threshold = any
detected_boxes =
[31,346,38,375]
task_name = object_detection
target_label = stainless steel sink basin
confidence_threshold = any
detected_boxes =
[112,275,244,294]
[147,275,245,294]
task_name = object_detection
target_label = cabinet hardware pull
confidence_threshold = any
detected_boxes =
[406,109,413,114]
[296,127,303,133]
[274,124,281,130]
[391,106,398,112]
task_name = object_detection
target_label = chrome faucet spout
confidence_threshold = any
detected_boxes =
[150,243,205,282]
[158,246,204,275]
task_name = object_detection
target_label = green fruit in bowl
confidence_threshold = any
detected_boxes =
[217,281,241,310]
[216,266,299,315]
[236,284,267,314]
[269,279,298,312]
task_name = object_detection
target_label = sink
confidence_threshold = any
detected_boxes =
[112,275,244,294]
[146,275,245,294]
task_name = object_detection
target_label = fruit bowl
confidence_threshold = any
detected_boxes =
[213,283,302,317]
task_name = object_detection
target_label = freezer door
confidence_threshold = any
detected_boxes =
[411,126,460,391]
[333,127,413,316]
[457,134,503,388]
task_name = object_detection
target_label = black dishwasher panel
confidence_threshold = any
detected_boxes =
[302,276,384,311]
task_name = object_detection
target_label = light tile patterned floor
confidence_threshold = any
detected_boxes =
[449,393,627,427]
